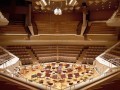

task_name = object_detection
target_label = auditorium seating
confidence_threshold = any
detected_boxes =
[0,48,13,65]
[83,45,107,64]
[31,45,84,63]
[87,23,117,34]
[108,44,120,57]
[3,45,110,65]
[5,46,33,65]
[0,23,27,34]
[100,43,120,66]
[31,45,57,63]
[35,21,79,34]
[58,45,84,62]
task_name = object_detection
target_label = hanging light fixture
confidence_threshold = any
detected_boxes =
[54,8,62,15]
[54,0,62,15]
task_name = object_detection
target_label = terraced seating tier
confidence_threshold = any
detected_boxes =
[5,46,33,65]
[0,23,27,34]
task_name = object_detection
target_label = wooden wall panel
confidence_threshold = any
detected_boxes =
[33,13,83,21]
[15,6,28,14]
[90,10,115,21]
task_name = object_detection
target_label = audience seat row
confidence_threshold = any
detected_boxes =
[100,43,120,66]
[5,46,33,65]
[31,45,84,63]
[0,48,13,65]
[82,46,107,64]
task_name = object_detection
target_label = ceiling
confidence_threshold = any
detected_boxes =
[0,0,120,39]
[0,0,119,22]
[32,0,119,14]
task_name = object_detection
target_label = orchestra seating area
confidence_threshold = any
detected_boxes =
[5,46,33,65]
[31,45,57,63]
[0,0,120,89]
[0,48,13,65]
[0,43,119,90]
[58,45,84,62]
[3,45,108,65]
[35,21,79,34]
[3,44,120,67]
[82,46,107,64]
[31,45,84,63]
[87,23,117,34]
[0,23,27,34]
[20,62,95,90]
[108,44,120,57]
[100,43,120,66]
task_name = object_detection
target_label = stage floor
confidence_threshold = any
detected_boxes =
[19,62,99,90]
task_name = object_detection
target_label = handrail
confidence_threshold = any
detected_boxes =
[64,68,120,90]
[0,66,120,90]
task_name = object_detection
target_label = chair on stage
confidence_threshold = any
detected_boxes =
[52,63,55,66]
[65,64,70,68]
[68,74,73,79]
[46,73,50,77]
[67,68,73,73]
[47,82,53,90]
[32,68,36,71]
[52,74,57,79]
[45,65,51,69]
[39,80,44,84]
[31,74,37,78]
[61,74,66,79]
[31,74,37,81]
[37,73,41,78]
[69,82,73,90]
[74,73,79,78]
[76,66,81,71]
[46,70,50,73]
[59,63,63,66]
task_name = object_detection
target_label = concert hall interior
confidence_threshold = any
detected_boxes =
[0,0,120,90]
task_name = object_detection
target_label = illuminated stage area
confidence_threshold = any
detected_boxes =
[20,62,98,90]
[0,43,120,90]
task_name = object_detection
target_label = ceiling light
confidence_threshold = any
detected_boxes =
[35,1,40,5]
[54,8,62,15]
[75,6,80,10]
[34,6,39,10]
[40,0,47,7]
[69,0,77,6]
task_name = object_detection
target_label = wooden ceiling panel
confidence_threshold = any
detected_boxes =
[33,13,83,21]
